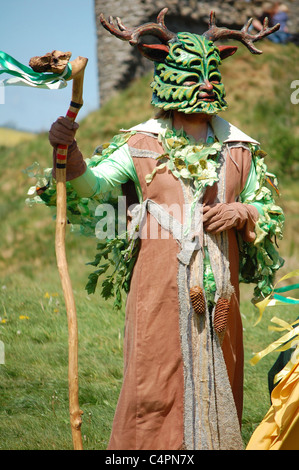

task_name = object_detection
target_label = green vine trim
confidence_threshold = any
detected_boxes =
[239,144,285,300]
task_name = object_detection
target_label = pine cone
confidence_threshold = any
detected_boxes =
[214,297,230,333]
[190,286,205,315]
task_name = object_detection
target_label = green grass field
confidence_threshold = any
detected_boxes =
[0,128,36,147]
[0,41,298,450]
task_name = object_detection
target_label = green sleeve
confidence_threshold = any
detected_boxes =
[71,142,141,200]
[27,131,142,236]
[70,167,99,198]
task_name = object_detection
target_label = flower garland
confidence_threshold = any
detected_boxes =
[145,126,222,194]
[145,126,222,237]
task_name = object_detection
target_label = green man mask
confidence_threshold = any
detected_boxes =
[100,8,280,115]
[151,33,228,114]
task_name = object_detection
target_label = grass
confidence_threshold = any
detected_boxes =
[0,270,124,450]
[0,271,295,449]
[219,41,299,180]
[0,128,36,147]
[0,40,298,450]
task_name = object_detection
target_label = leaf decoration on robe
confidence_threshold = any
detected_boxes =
[239,144,285,301]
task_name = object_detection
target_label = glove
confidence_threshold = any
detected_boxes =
[49,116,86,181]
[203,202,259,242]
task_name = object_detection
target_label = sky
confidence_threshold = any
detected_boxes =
[0,0,99,133]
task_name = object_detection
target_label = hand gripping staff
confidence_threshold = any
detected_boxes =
[31,51,88,451]
[0,49,88,450]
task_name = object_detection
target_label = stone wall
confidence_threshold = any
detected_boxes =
[94,0,298,104]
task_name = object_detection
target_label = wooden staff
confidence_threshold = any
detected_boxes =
[30,51,88,450]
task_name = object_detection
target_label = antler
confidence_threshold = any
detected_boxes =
[100,7,175,45]
[99,8,176,61]
[203,11,280,54]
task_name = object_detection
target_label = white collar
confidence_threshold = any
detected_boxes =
[211,115,259,144]
[122,115,259,145]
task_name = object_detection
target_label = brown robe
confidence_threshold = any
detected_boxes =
[107,131,259,450]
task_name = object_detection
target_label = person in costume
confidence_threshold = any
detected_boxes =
[252,2,291,44]
[41,9,285,450]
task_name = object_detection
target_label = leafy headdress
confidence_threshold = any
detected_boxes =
[100,8,280,114]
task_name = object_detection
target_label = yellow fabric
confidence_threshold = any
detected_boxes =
[254,269,299,325]
[246,361,299,450]
[250,322,299,367]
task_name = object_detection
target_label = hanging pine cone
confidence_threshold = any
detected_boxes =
[190,286,205,315]
[214,297,230,333]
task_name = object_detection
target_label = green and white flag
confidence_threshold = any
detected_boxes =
[0,51,72,89]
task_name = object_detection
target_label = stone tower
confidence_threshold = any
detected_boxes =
[94,0,298,105]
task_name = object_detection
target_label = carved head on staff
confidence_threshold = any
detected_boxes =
[100,8,279,115]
